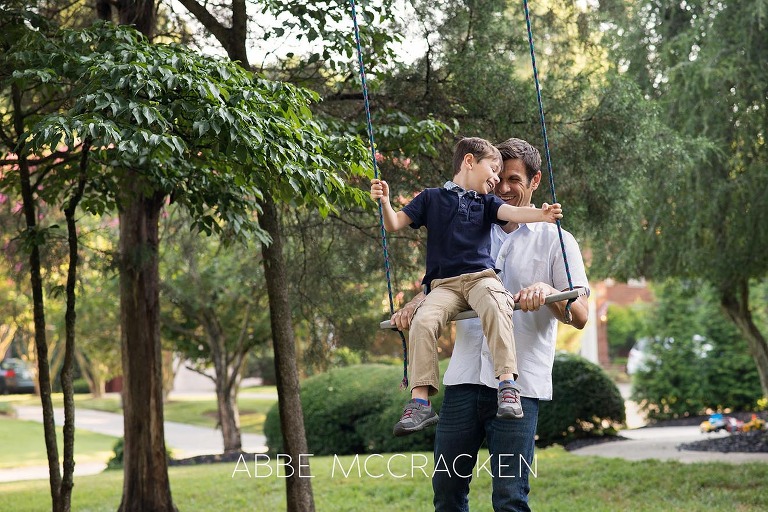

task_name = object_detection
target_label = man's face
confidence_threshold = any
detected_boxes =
[495,158,541,206]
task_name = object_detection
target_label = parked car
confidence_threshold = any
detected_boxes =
[0,358,36,394]
[626,335,712,375]
[626,337,653,375]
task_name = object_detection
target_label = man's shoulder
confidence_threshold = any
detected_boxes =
[527,221,577,240]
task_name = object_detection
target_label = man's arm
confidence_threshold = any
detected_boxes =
[370,179,412,232]
[513,283,589,329]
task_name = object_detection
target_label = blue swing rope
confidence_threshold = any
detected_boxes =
[522,0,576,318]
[349,0,409,388]
[349,0,579,390]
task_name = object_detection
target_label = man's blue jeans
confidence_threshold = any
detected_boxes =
[433,384,539,512]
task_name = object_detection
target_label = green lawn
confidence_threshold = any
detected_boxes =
[0,417,116,469]
[0,393,122,414]
[162,396,276,434]
[0,389,277,434]
[1,448,767,511]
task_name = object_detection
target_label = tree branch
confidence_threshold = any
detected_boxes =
[174,0,231,51]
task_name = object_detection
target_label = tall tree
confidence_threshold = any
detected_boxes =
[598,0,768,396]
[160,210,271,453]
[169,2,441,509]
[1,7,86,509]
[14,21,370,512]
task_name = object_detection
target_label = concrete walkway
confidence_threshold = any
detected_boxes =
[1,404,268,483]
[569,425,768,464]
[569,383,768,464]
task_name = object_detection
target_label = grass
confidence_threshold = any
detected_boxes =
[1,448,767,511]
[162,396,276,434]
[0,388,278,434]
[0,417,117,469]
[0,393,122,414]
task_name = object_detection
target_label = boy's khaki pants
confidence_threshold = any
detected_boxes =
[408,268,517,396]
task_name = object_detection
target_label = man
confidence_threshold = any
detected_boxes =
[389,138,589,511]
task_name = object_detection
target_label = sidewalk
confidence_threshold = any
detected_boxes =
[569,383,768,464]
[1,405,268,483]
[569,425,768,464]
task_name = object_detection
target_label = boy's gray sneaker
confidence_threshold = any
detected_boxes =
[393,400,439,437]
[497,383,524,419]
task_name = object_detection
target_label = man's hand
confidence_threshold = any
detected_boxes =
[513,283,557,312]
[514,283,589,327]
[390,292,426,330]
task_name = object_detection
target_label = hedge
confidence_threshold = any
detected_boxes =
[266,355,625,454]
[264,363,446,456]
[537,352,626,446]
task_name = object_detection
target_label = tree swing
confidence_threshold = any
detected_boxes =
[349,0,587,388]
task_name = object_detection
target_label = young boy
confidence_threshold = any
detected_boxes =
[370,137,562,436]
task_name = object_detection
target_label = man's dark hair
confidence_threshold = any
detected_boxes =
[495,138,541,183]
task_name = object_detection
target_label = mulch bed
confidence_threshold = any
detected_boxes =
[564,411,768,454]
[678,430,768,453]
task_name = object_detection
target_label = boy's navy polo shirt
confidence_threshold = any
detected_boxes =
[402,185,507,290]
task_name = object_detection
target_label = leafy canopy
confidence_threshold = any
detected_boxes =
[7,20,373,240]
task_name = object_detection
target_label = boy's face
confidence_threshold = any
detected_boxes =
[467,154,502,194]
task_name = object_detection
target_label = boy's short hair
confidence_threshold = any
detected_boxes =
[495,138,542,183]
[452,137,502,175]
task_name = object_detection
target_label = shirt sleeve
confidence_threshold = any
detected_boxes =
[552,230,590,292]
[402,189,428,229]
[487,195,508,226]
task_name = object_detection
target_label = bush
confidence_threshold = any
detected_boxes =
[73,378,91,394]
[267,357,627,453]
[265,363,446,456]
[632,280,764,421]
[537,353,626,446]
[106,438,124,470]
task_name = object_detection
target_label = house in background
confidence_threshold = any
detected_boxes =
[578,278,654,368]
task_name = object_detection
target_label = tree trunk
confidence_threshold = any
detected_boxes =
[259,197,315,512]
[117,0,156,40]
[720,280,768,398]
[117,177,176,512]
[13,83,62,509]
[56,141,90,512]
[216,371,242,453]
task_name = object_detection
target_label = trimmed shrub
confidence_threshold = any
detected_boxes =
[267,356,625,454]
[265,363,446,456]
[632,279,763,420]
[106,438,124,470]
[73,378,91,394]
[537,353,626,446]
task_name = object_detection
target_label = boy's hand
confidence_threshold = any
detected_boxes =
[370,179,391,204]
[541,202,563,223]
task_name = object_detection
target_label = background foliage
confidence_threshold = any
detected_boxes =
[266,357,625,454]
[633,280,764,420]
[537,353,626,446]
